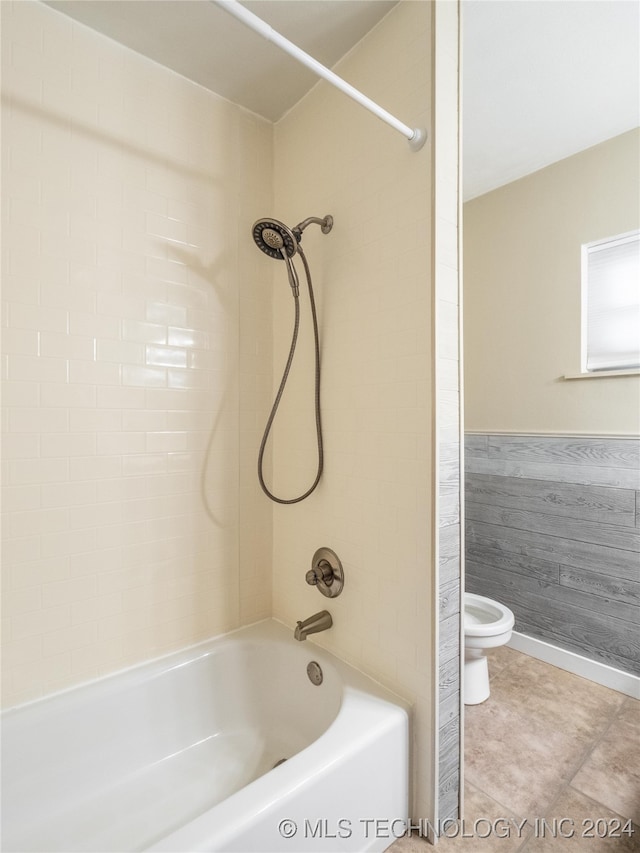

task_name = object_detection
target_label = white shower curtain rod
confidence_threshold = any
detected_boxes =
[213,0,427,152]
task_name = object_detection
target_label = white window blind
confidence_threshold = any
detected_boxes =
[583,230,640,371]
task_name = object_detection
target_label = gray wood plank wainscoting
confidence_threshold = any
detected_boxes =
[465,434,640,676]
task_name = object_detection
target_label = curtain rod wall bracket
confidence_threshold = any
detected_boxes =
[408,127,427,152]
[213,0,427,152]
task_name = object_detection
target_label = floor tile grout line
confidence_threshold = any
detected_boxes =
[513,695,630,853]
[479,655,631,852]
[517,783,638,853]
[438,778,535,850]
[488,649,528,683]
[560,692,631,797]
[534,680,628,804]
[463,777,527,823]
[563,782,638,826]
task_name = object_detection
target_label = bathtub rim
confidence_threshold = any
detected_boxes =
[1,617,410,719]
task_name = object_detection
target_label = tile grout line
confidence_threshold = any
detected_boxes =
[457,653,633,853]
[516,695,632,852]
[488,648,528,683]
[483,655,632,852]
[562,694,631,793]
[464,653,537,851]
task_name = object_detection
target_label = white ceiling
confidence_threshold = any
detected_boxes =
[44,1,398,122]
[45,0,640,200]
[462,0,640,200]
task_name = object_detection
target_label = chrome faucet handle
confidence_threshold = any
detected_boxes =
[305,560,334,587]
[306,548,344,598]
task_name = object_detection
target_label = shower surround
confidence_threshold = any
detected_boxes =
[1,0,461,829]
[1,0,274,708]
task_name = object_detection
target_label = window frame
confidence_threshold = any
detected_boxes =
[580,229,640,375]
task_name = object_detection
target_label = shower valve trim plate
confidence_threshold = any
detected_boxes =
[306,547,344,598]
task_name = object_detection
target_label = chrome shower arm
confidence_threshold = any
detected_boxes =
[294,215,333,239]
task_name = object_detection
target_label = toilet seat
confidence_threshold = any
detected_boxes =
[464,592,514,637]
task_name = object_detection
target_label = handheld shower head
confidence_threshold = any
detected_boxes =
[252,219,298,260]
[282,252,300,297]
[253,213,329,504]
[252,215,334,259]
[252,214,333,298]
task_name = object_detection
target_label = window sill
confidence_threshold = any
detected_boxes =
[562,368,640,380]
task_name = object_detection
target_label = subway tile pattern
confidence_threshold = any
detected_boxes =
[466,434,640,676]
[1,0,273,706]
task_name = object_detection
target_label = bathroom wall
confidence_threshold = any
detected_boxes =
[1,0,273,707]
[466,434,640,675]
[433,0,462,825]
[271,1,450,822]
[464,128,640,436]
[463,129,640,679]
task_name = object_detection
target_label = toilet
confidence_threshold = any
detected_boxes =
[464,592,515,705]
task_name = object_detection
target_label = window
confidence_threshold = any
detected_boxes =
[582,230,640,372]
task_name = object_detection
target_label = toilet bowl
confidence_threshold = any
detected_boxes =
[464,592,514,705]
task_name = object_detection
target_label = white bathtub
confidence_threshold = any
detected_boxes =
[1,619,409,852]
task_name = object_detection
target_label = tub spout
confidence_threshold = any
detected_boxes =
[294,610,333,641]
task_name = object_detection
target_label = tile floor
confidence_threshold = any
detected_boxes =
[389,646,640,851]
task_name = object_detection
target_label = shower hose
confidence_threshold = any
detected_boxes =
[257,246,323,504]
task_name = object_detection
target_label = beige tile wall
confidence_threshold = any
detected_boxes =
[272,1,436,819]
[1,0,273,707]
[1,1,457,827]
